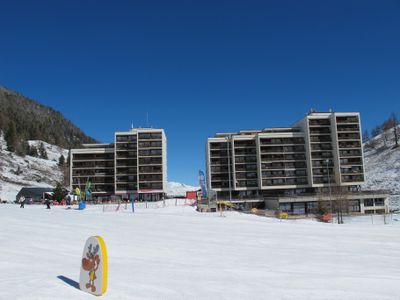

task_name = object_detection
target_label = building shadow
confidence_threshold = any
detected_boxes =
[57,275,80,290]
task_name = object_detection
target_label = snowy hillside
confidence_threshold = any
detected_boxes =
[0,132,68,201]
[166,181,199,197]
[362,126,400,209]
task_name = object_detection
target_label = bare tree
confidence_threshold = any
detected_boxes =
[389,113,399,148]
[381,123,390,148]
[362,129,370,143]
[330,186,349,224]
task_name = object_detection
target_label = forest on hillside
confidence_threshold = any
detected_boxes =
[0,86,96,156]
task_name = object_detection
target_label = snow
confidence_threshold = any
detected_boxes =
[0,134,67,202]
[362,126,400,211]
[0,202,399,299]
[166,181,199,197]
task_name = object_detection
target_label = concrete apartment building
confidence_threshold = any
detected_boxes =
[206,111,388,215]
[70,128,167,202]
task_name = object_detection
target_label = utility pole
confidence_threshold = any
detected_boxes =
[326,158,333,223]
[226,136,233,204]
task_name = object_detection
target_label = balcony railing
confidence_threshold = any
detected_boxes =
[336,116,359,123]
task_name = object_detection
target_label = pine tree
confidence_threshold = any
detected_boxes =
[5,121,17,152]
[53,182,66,202]
[58,155,65,166]
[29,145,38,157]
[39,142,48,159]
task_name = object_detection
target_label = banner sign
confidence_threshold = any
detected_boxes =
[199,170,207,198]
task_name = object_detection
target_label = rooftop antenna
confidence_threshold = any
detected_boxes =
[131,123,134,129]
[146,112,149,128]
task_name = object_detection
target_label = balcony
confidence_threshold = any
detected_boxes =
[139,174,163,181]
[262,177,308,186]
[311,144,332,151]
[261,145,305,153]
[309,127,331,135]
[337,124,359,132]
[341,175,364,182]
[236,180,258,188]
[336,116,359,124]
[260,137,305,145]
[138,149,162,156]
[73,153,114,160]
[139,157,163,165]
[312,176,336,184]
[339,150,362,157]
[311,152,333,159]
[235,164,257,171]
[116,152,137,159]
[138,132,162,140]
[308,119,331,126]
[312,168,334,175]
[211,174,231,181]
[211,166,230,173]
[116,135,137,143]
[235,156,257,163]
[340,157,363,165]
[234,148,257,155]
[210,150,231,158]
[139,182,163,189]
[234,140,256,148]
[338,141,361,148]
[139,166,162,173]
[209,142,228,150]
[138,141,162,148]
[341,166,363,174]
[116,143,137,150]
[310,136,332,143]
[116,159,137,167]
[337,133,360,140]
[235,172,258,180]
[116,183,137,191]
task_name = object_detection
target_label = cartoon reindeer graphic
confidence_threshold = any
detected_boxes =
[81,243,100,292]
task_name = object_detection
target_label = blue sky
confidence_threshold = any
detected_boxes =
[1,0,399,185]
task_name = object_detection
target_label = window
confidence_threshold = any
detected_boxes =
[364,199,373,207]
[348,200,360,212]
[280,203,291,212]
[374,199,384,206]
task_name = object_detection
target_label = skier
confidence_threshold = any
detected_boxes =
[19,195,25,208]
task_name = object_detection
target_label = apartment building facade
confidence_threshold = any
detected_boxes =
[206,111,388,214]
[70,128,167,202]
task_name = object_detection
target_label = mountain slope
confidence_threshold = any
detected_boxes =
[166,182,199,197]
[0,133,68,201]
[362,125,400,209]
[0,86,96,150]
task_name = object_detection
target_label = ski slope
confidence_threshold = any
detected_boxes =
[0,202,399,300]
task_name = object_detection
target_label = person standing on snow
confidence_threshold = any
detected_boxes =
[45,198,51,209]
[19,195,25,208]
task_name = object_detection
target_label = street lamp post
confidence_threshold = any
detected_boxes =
[325,159,333,222]
[226,136,232,204]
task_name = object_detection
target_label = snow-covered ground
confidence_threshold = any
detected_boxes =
[0,202,399,300]
[0,134,68,201]
[362,126,400,211]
